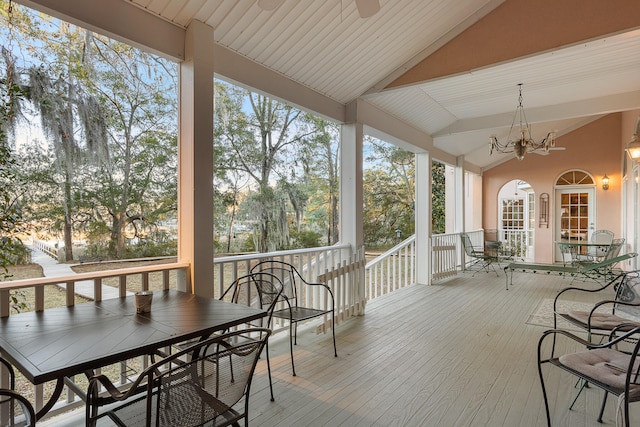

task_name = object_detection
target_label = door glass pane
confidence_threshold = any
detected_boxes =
[560,192,589,253]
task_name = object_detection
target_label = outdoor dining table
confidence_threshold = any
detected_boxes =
[0,289,266,420]
[556,239,611,265]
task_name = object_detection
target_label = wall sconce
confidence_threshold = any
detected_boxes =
[602,174,609,191]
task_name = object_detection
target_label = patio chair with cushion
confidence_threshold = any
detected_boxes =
[219,272,283,401]
[251,260,337,377]
[0,357,36,427]
[538,326,640,426]
[553,269,640,345]
[86,328,271,427]
[460,232,499,276]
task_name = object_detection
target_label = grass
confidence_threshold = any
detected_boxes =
[3,264,91,311]
[71,257,178,293]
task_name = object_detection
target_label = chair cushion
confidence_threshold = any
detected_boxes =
[566,310,640,331]
[558,348,640,400]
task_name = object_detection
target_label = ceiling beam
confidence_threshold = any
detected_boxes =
[433,90,640,136]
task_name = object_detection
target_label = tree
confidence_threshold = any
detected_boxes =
[363,140,415,247]
[0,10,109,261]
[0,56,26,277]
[81,35,177,258]
[432,161,446,234]
[1,5,179,260]
[214,82,317,253]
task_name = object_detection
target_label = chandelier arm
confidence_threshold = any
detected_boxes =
[488,84,556,160]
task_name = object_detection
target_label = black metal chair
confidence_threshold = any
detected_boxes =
[219,272,283,401]
[550,270,640,419]
[553,270,640,345]
[460,232,499,276]
[251,260,337,376]
[538,326,640,426]
[0,357,36,427]
[86,328,271,427]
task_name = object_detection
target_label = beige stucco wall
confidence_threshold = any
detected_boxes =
[482,113,623,263]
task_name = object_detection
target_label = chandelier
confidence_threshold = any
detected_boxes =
[489,84,556,161]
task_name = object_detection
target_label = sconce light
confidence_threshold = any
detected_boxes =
[626,116,640,161]
[602,174,609,191]
[395,229,401,239]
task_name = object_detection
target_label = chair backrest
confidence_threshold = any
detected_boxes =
[591,230,614,257]
[220,272,284,329]
[591,229,614,244]
[147,328,270,427]
[251,260,306,302]
[0,390,36,427]
[603,238,625,261]
[0,357,35,427]
[460,233,475,257]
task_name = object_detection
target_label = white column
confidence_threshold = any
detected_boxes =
[455,156,465,233]
[415,152,432,285]
[178,20,214,297]
[339,123,364,249]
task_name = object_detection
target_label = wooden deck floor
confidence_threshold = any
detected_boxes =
[43,270,639,426]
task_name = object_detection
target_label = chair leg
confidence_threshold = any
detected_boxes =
[288,322,296,376]
[265,342,275,401]
[597,391,608,423]
[537,360,552,427]
[331,311,337,357]
[569,380,586,410]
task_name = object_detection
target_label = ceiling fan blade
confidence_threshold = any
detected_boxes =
[533,147,566,155]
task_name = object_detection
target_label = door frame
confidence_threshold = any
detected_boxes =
[554,186,596,262]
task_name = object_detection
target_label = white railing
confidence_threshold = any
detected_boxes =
[318,246,367,328]
[365,236,415,299]
[365,229,487,295]
[32,239,58,260]
[432,232,459,280]
[498,229,529,260]
[212,243,365,332]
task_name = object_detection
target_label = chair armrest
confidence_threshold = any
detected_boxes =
[539,327,640,361]
[554,273,624,310]
[0,357,15,389]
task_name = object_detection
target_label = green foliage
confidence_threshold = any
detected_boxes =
[213,81,339,254]
[289,228,322,249]
[363,140,415,247]
[0,49,28,277]
[432,162,446,234]
[124,238,177,258]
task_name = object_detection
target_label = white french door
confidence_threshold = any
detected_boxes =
[555,188,595,262]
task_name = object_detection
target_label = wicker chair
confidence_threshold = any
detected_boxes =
[0,357,35,427]
[86,328,271,427]
[251,260,337,376]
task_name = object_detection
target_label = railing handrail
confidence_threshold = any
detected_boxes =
[213,243,352,264]
[365,236,416,269]
[0,261,190,291]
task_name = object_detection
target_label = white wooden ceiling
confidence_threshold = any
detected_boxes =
[19,0,640,170]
